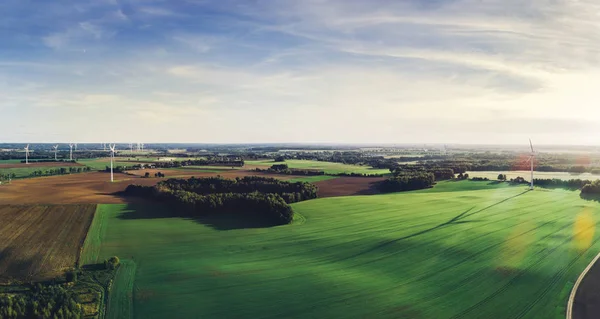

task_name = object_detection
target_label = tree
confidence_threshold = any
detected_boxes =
[105,256,120,270]
[497,174,506,181]
[144,172,150,178]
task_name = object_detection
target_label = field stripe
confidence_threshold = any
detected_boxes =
[80,205,110,265]
[107,259,137,319]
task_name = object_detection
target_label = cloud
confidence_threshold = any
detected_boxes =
[3,0,600,143]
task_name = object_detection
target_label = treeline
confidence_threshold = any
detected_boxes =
[255,164,325,176]
[0,285,83,319]
[379,172,435,192]
[256,164,384,177]
[124,176,318,225]
[582,180,600,195]
[151,158,244,168]
[29,166,92,177]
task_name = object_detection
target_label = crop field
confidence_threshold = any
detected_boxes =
[84,181,600,318]
[0,165,84,178]
[466,171,600,181]
[78,158,141,170]
[245,159,390,175]
[287,175,338,183]
[0,204,95,282]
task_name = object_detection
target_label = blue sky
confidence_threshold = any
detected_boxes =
[2,0,600,144]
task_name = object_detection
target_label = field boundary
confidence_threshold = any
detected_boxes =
[106,259,137,319]
[566,251,600,319]
[80,205,110,265]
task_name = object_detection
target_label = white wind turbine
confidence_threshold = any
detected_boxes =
[109,143,116,182]
[69,143,74,161]
[24,144,30,164]
[53,145,59,161]
[527,139,536,190]
[129,143,133,154]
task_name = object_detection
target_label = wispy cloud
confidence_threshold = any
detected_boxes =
[2,0,600,143]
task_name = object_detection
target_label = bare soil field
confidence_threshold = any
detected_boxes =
[0,170,293,204]
[313,176,384,198]
[0,170,381,204]
[0,204,95,283]
[0,161,84,169]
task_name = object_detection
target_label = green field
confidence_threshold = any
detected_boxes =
[0,159,26,164]
[467,171,600,181]
[0,166,81,178]
[84,181,600,318]
[245,159,390,175]
[78,159,139,170]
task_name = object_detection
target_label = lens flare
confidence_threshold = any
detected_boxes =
[573,208,595,253]
[497,221,534,272]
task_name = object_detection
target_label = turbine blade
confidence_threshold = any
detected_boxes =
[529,139,534,153]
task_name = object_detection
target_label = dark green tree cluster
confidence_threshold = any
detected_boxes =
[124,177,318,225]
[378,172,435,193]
[333,172,385,177]
[497,174,507,181]
[257,164,325,176]
[150,158,244,169]
[159,176,318,200]
[0,285,83,319]
[581,180,600,195]
[471,177,490,181]
[535,178,590,189]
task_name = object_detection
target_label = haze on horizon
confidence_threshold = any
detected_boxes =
[1,0,600,145]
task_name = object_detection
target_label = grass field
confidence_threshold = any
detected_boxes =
[79,159,138,170]
[0,204,95,282]
[245,159,390,175]
[85,181,600,318]
[106,260,137,319]
[467,171,600,181]
[0,166,81,178]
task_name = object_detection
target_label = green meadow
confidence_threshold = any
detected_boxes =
[78,159,139,170]
[82,181,600,318]
[0,166,81,178]
[245,159,390,175]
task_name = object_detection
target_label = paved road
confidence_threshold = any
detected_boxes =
[573,257,600,319]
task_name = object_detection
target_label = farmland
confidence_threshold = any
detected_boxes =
[245,159,390,175]
[0,204,95,282]
[84,181,600,318]
[467,171,600,181]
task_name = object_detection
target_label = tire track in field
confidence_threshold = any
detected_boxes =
[449,222,599,319]
[333,191,529,262]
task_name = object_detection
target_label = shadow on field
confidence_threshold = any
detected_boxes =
[116,203,280,231]
[337,190,529,261]
[0,247,43,283]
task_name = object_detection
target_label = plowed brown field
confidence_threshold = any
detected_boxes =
[0,204,95,283]
[314,176,384,197]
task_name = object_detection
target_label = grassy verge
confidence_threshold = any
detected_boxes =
[107,260,137,319]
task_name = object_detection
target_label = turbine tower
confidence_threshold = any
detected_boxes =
[528,139,535,190]
[53,145,59,161]
[74,143,78,151]
[69,143,74,161]
[129,143,133,154]
[24,144,30,164]
[109,144,116,182]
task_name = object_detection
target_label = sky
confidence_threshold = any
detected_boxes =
[1,0,600,144]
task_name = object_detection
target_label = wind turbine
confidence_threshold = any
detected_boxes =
[129,143,133,154]
[527,139,535,190]
[24,144,30,164]
[109,144,116,182]
[74,143,78,151]
[53,145,59,161]
[141,143,144,152]
[69,143,74,161]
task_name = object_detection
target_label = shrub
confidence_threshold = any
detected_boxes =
[105,256,120,270]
